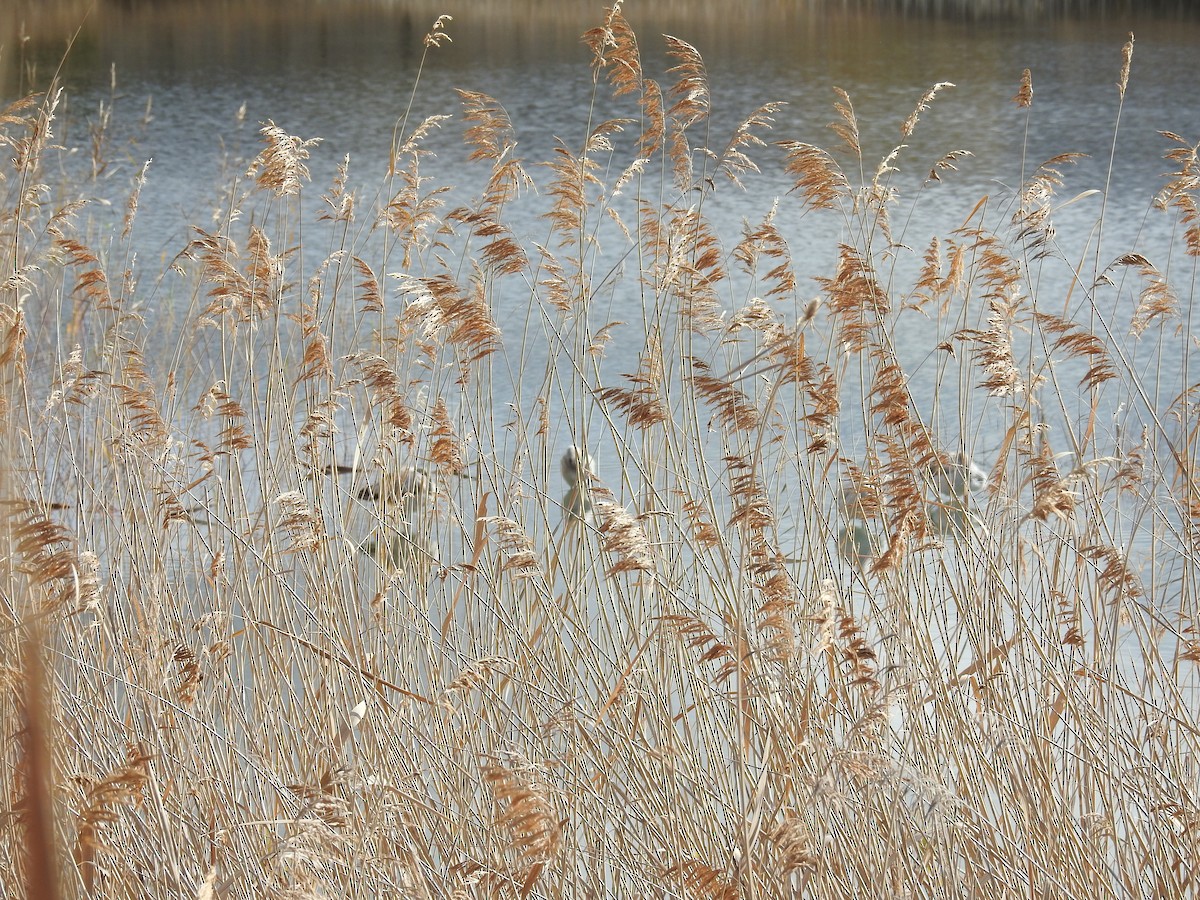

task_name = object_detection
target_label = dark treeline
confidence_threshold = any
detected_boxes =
[854,0,1194,18]
[87,0,1199,18]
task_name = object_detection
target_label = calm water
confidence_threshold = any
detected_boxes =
[5,2,1198,574]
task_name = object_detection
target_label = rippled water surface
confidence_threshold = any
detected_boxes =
[5,0,1198,561]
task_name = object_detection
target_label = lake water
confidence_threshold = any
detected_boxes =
[5,2,1198,604]
[9,3,1197,390]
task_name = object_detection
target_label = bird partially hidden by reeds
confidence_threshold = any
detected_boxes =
[835,452,989,566]
[928,452,988,500]
[561,444,594,525]
[345,462,439,578]
[315,460,434,513]
[356,463,432,514]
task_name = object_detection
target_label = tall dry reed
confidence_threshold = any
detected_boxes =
[1,6,1197,899]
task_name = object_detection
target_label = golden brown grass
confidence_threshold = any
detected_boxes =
[1,8,1198,899]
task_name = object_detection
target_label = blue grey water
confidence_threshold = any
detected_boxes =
[10,6,1199,690]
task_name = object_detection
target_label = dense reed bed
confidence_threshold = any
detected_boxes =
[2,5,1198,898]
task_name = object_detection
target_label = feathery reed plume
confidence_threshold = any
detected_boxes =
[274,490,322,554]
[660,613,738,680]
[952,231,1031,396]
[1034,310,1117,390]
[593,498,654,575]
[1154,131,1199,257]
[395,113,451,164]
[195,381,254,456]
[683,497,721,549]
[445,656,512,698]
[639,78,666,158]
[317,153,354,223]
[71,550,103,614]
[121,158,150,239]
[596,337,669,429]
[73,743,153,895]
[663,859,737,900]
[927,148,973,184]
[837,462,886,522]
[1081,542,1142,606]
[829,87,860,158]
[349,353,416,437]
[753,549,799,665]
[611,157,648,201]
[868,361,917,430]
[456,89,531,209]
[109,339,172,456]
[817,244,889,354]
[772,816,820,889]
[1013,152,1085,251]
[668,119,695,192]
[423,13,452,48]
[483,755,562,868]
[1117,33,1134,100]
[664,35,709,128]
[716,101,784,189]
[411,271,502,365]
[2,89,60,232]
[541,142,602,247]
[583,2,642,99]
[50,228,114,315]
[778,141,850,212]
[457,90,513,163]
[1029,436,1076,523]
[1103,252,1179,335]
[1013,68,1034,108]
[477,226,528,278]
[810,590,881,699]
[870,433,936,571]
[352,256,383,314]
[725,453,774,532]
[800,361,840,454]
[533,243,576,312]
[733,199,796,301]
[692,363,760,433]
[430,397,468,476]
[171,642,203,706]
[912,235,968,308]
[185,227,279,324]
[248,120,320,197]
[585,116,633,158]
[0,91,45,160]
[671,207,727,331]
[727,295,774,333]
[297,295,334,385]
[901,81,954,139]
[381,128,451,266]
[486,516,545,581]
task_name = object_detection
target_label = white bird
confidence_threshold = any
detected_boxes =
[929,452,987,500]
[561,445,594,524]
[561,444,592,487]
